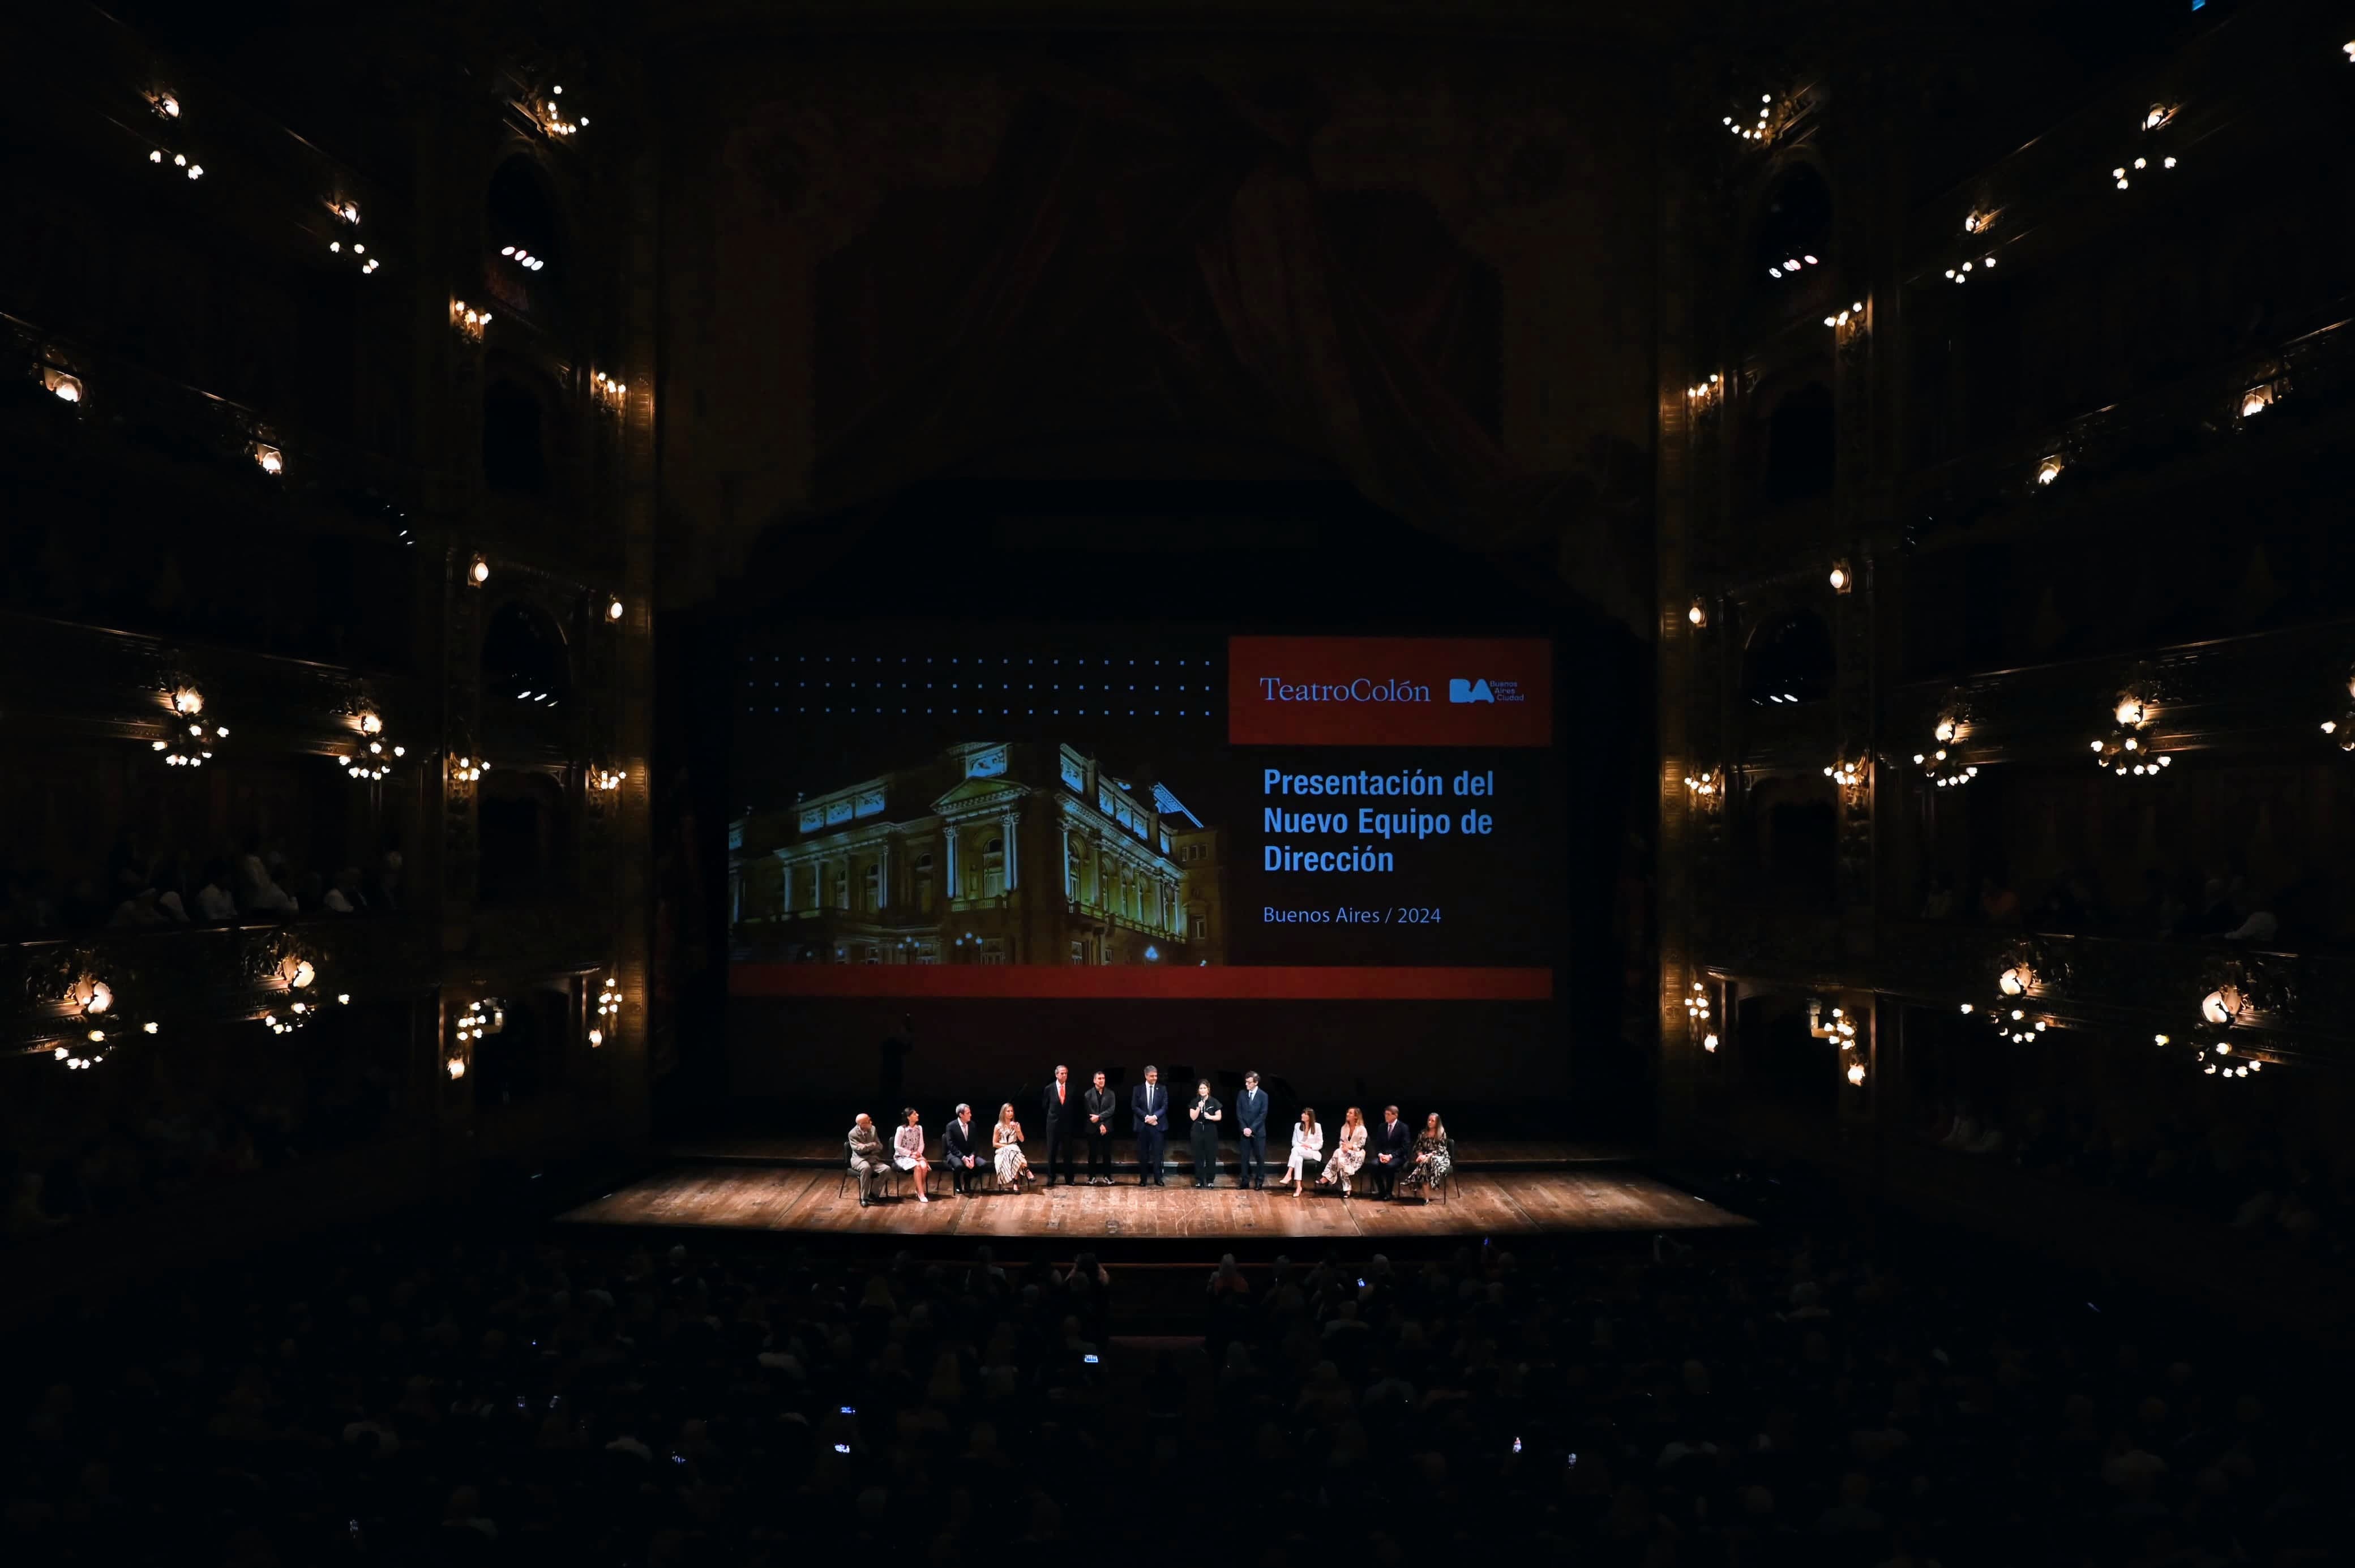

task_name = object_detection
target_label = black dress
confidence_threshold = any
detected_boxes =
[1188,1095,1223,1188]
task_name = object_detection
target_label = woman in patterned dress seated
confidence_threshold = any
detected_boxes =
[991,1102,1035,1193]
[1393,1112,1453,1201]
[1316,1106,1368,1197]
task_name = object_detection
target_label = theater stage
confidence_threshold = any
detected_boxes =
[559,1140,1745,1243]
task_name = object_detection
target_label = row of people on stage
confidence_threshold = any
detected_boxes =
[844,1064,1454,1203]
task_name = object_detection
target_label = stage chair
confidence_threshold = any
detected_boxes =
[836,1140,902,1202]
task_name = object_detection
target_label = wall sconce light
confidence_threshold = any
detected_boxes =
[1997,965,2031,997]
[451,299,491,341]
[1685,372,1722,409]
[536,84,585,138]
[343,711,406,781]
[152,92,181,119]
[2238,384,2274,419]
[588,766,627,793]
[250,442,284,476]
[2093,692,2170,778]
[2323,667,2355,751]
[1828,560,1853,594]
[594,975,622,1044]
[2142,104,2175,131]
[1766,253,1821,281]
[1720,91,1775,142]
[2200,984,2245,1027]
[449,998,493,1076]
[2036,455,2065,486]
[591,370,628,408]
[469,555,491,586]
[1915,717,1976,787]
[41,366,84,404]
[1681,768,1724,800]
[499,245,548,272]
[1823,301,1865,329]
[606,596,626,623]
[1845,1059,1868,1087]
[1823,757,1866,789]
[449,755,488,785]
[1682,980,1712,1025]
[1942,255,1998,285]
[1806,1000,1857,1042]
[332,199,360,225]
[1962,208,1997,235]
[155,686,227,768]
[1686,598,1709,629]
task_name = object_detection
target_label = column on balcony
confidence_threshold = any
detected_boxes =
[877,839,891,911]
[944,826,960,902]
[1059,820,1073,899]
[1002,808,1020,891]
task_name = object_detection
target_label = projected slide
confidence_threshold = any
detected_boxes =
[727,630,1556,1000]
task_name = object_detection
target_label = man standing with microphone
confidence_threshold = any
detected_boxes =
[1083,1070,1118,1186]
[1234,1071,1269,1191]
[1041,1064,1078,1187]
[1131,1065,1168,1186]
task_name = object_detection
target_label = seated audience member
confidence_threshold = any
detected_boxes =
[846,1113,889,1205]
[236,837,299,915]
[323,867,369,915]
[194,861,238,923]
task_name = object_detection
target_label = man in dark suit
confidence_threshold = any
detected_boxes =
[942,1103,983,1196]
[1131,1065,1169,1186]
[1368,1103,1411,1199]
[1234,1070,1270,1190]
[1083,1070,1119,1185]
[1041,1064,1079,1186]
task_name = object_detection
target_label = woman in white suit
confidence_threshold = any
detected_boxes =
[1316,1106,1368,1197]
[1282,1107,1324,1197]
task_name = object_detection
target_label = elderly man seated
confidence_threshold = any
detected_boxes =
[846,1113,889,1205]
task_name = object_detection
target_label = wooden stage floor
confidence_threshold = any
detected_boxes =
[560,1164,1745,1243]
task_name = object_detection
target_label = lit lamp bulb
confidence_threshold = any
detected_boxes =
[588,1027,603,1047]
[44,369,83,403]
[2115,697,2146,727]
[1828,561,1852,593]
[447,1056,467,1080]
[1702,1034,1718,1052]
[469,555,490,585]
[607,597,626,622]
[2240,388,2270,418]
[1846,1061,1867,1087]
[1997,967,2027,997]
[86,981,114,1014]
[157,93,181,117]
[251,443,284,475]
[1686,598,1708,628]
[290,960,316,991]
[2037,456,2064,486]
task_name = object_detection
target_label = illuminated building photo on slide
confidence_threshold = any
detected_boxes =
[728,629,1559,1003]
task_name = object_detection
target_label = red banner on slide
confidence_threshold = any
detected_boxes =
[732,965,1553,1001]
[1228,636,1552,747]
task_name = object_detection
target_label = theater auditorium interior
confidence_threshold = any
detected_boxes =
[3,1,2354,1562]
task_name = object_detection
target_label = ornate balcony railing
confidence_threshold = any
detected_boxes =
[1703,922,2355,1064]
[3,916,439,1056]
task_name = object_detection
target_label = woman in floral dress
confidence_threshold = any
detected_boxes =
[1394,1112,1452,1200]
